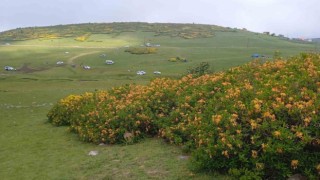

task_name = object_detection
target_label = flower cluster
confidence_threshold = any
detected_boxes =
[48,53,320,179]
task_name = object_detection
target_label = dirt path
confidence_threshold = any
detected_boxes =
[67,51,101,64]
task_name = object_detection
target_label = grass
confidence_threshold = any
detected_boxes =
[0,22,318,179]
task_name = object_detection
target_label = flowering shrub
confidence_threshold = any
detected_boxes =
[124,47,157,54]
[48,53,320,179]
[74,33,91,42]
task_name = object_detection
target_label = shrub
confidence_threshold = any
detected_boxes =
[48,53,320,179]
[186,62,212,77]
[124,47,157,54]
[168,56,187,62]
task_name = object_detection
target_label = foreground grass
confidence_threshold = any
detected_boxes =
[0,80,229,179]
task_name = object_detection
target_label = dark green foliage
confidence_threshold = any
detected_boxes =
[187,62,212,77]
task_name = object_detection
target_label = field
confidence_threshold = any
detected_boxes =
[0,23,318,179]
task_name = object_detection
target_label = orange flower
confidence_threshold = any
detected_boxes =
[295,131,303,139]
[303,117,311,126]
[291,160,299,169]
[212,114,222,124]
[250,120,258,130]
[222,150,229,158]
[285,103,292,109]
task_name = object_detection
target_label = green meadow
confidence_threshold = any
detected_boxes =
[0,23,317,179]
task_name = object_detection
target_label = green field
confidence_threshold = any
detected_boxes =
[0,23,318,179]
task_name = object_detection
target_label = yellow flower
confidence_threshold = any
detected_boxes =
[212,114,222,125]
[222,150,229,158]
[250,120,258,130]
[303,117,311,126]
[291,160,299,169]
[295,131,303,139]
[276,148,283,154]
[252,150,258,158]
[273,131,281,138]
[256,163,264,170]
[316,164,320,174]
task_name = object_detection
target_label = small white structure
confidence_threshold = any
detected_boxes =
[105,60,114,65]
[88,150,98,156]
[83,65,91,70]
[56,61,64,65]
[137,70,146,75]
[4,66,16,71]
[153,71,161,75]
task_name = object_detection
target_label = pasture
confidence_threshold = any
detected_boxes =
[0,23,317,179]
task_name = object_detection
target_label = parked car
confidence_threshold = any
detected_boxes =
[4,66,16,71]
[153,71,161,75]
[56,61,64,65]
[105,60,114,65]
[136,70,146,75]
[83,65,91,70]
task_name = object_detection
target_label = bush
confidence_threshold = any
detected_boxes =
[124,47,157,54]
[186,62,212,77]
[168,56,187,62]
[48,53,320,179]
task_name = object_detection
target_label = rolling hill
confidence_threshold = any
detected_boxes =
[0,22,319,179]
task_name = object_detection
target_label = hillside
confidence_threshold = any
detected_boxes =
[0,22,234,41]
[0,22,319,179]
[312,38,320,43]
[1,22,318,79]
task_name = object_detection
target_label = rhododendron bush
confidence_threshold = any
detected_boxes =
[48,53,320,179]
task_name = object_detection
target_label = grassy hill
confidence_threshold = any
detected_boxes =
[0,22,319,179]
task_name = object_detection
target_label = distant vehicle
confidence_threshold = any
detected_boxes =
[105,60,114,65]
[83,65,91,70]
[136,70,146,75]
[56,61,64,65]
[4,66,16,71]
[251,54,260,58]
[153,71,161,75]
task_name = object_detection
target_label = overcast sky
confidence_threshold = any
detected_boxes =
[1,0,319,38]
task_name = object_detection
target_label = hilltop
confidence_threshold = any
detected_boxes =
[0,22,311,43]
[0,22,236,41]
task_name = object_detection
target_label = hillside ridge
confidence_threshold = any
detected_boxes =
[0,22,268,41]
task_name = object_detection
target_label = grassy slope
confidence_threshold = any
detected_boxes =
[0,23,318,179]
